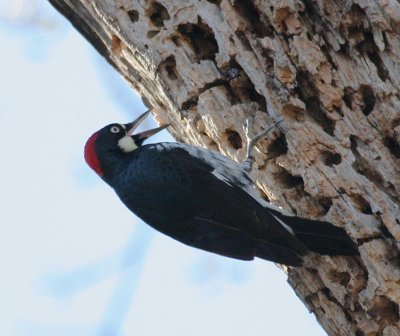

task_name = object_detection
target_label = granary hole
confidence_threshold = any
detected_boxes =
[383,136,400,159]
[267,134,288,158]
[148,2,170,27]
[328,270,351,287]
[356,31,389,82]
[177,18,219,63]
[127,9,139,23]
[295,70,335,136]
[225,130,243,149]
[367,296,399,325]
[227,59,267,111]
[321,150,342,166]
[318,197,333,215]
[350,194,373,215]
[232,0,273,37]
[159,55,179,80]
[275,168,304,189]
[343,87,353,110]
[359,85,376,116]
[147,30,160,38]
[205,0,221,5]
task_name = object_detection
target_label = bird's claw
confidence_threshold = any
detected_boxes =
[243,118,254,143]
[242,117,284,172]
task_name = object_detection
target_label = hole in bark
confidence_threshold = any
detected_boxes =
[159,55,179,80]
[127,9,139,23]
[171,35,180,46]
[274,7,295,34]
[328,270,351,286]
[319,197,333,215]
[220,83,241,105]
[225,130,243,149]
[227,60,267,110]
[383,136,400,159]
[367,48,389,82]
[261,192,270,202]
[232,0,272,37]
[205,0,221,5]
[320,288,346,311]
[275,168,304,189]
[148,2,170,27]
[350,136,398,201]
[305,97,334,135]
[177,18,219,63]
[343,87,353,109]
[267,134,288,158]
[220,65,241,81]
[339,5,368,46]
[356,31,389,82]
[359,85,376,116]
[147,30,160,38]
[302,0,319,29]
[321,151,342,166]
[380,224,395,240]
[199,79,227,94]
[181,97,199,110]
[237,31,252,51]
[340,5,366,43]
[261,48,275,74]
[350,194,373,215]
[281,103,305,122]
[357,235,384,245]
[295,70,335,136]
[320,45,337,71]
[355,330,365,336]
[248,89,267,111]
[341,5,389,81]
[338,42,351,56]
[368,296,399,325]
[392,117,400,128]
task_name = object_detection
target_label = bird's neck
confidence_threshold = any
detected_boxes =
[99,150,134,185]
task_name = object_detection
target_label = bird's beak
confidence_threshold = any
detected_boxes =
[125,109,152,136]
[124,109,169,143]
[132,124,170,142]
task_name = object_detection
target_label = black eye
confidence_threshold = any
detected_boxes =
[110,126,120,133]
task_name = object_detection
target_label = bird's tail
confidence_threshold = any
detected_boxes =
[273,212,359,256]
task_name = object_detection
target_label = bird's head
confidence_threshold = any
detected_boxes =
[84,110,168,177]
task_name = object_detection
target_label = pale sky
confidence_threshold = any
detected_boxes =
[0,2,325,335]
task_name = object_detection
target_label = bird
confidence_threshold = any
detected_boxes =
[84,110,359,266]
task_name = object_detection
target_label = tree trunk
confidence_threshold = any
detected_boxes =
[48,0,400,334]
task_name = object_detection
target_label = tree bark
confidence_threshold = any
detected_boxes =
[48,0,400,335]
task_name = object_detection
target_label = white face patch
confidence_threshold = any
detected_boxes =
[118,136,138,153]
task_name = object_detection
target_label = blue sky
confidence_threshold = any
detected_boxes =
[0,2,325,335]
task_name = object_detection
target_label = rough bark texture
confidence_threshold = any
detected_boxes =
[48,0,400,335]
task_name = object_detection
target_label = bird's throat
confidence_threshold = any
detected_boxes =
[118,136,138,153]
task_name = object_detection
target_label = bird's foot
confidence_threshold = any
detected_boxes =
[242,117,284,172]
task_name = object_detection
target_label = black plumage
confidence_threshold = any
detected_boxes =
[85,114,359,267]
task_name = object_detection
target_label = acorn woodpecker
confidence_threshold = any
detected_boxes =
[84,110,359,266]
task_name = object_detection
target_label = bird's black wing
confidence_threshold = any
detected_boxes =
[115,144,306,264]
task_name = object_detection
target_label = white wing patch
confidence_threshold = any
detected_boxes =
[271,214,295,235]
[156,142,293,216]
